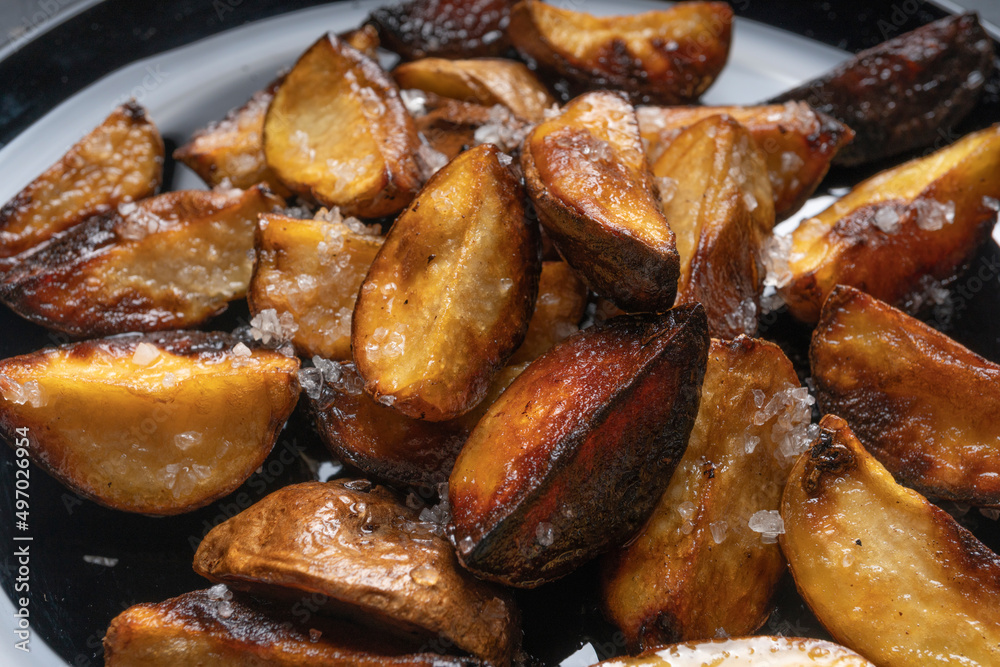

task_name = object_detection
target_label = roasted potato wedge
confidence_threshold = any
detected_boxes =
[449,305,709,588]
[509,261,587,364]
[0,102,163,262]
[522,91,679,312]
[770,13,994,167]
[339,24,382,59]
[602,337,805,648]
[414,99,530,161]
[782,415,1000,666]
[0,332,299,515]
[105,588,485,666]
[248,211,383,361]
[812,285,1000,506]
[652,115,772,339]
[591,636,874,666]
[779,123,1000,323]
[194,480,520,666]
[509,0,732,105]
[394,58,555,122]
[637,102,854,220]
[0,186,283,336]
[367,0,513,60]
[264,33,421,217]
[353,144,539,421]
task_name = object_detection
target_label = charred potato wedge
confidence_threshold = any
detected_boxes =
[353,144,539,421]
[637,102,854,220]
[449,306,709,587]
[367,0,513,60]
[394,58,555,122]
[264,33,421,217]
[652,115,772,339]
[509,261,587,364]
[104,588,484,666]
[509,0,732,105]
[0,102,163,262]
[780,123,1000,323]
[602,337,802,648]
[522,91,679,312]
[414,99,530,162]
[770,13,994,167]
[812,286,1000,506]
[248,212,383,361]
[0,332,299,515]
[0,186,283,336]
[194,480,520,666]
[591,636,874,666]
[782,415,1000,666]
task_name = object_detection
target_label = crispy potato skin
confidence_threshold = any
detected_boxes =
[394,58,555,122]
[0,102,163,262]
[770,13,994,166]
[509,1,731,105]
[781,415,1000,666]
[194,480,520,666]
[449,305,709,587]
[509,261,587,364]
[602,337,798,648]
[0,186,283,336]
[414,100,494,161]
[652,115,772,339]
[590,636,874,666]
[0,332,299,515]
[811,286,1000,506]
[353,144,539,422]
[522,91,679,312]
[104,589,485,667]
[264,34,421,217]
[781,123,1000,323]
[248,213,383,361]
[368,0,513,60]
[637,102,854,220]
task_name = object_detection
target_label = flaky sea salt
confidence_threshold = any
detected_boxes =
[724,297,757,335]
[748,510,785,543]
[762,235,793,289]
[250,308,299,345]
[231,342,252,358]
[914,198,955,231]
[132,342,160,366]
[709,521,729,544]
[873,207,900,234]
[535,522,555,547]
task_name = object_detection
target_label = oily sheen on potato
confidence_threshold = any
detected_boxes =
[0,332,299,515]
[449,305,709,588]
[509,261,587,364]
[590,636,874,666]
[352,143,539,421]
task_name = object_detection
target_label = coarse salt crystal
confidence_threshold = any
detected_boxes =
[132,342,160,366]
[231,342,252,358]
[873,207,900,233]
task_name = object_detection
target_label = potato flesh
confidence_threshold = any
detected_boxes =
[249,213,382,360]
[194,480,519,666]
[782,415,1000,666]
[602,337,799,647]
[637,102,854,219]
[781,123,1000,323]
[352,144,538,421]
[811,286,1000,506]
[0,187,283,336]
[0,333,299,515]
[593,636,874,666]
[509,261,586,364]
[523,91,679,312]
[0,102,163,260]
[652,115,772,339]
[264,34,420,217]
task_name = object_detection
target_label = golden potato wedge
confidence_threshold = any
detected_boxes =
[509,261,587,364]
[811,285,1000,506]
[194,480,520,666]
[602,337,807,648]
[522,91,679,312]
[248,211,383,361]
[0,186,284,336]
[368,0,513,60]
[590,636,874,666]
[0,102,163,262]
[779,123,1000,323]
[104,588,485,666]
[637,102,854,220]
[339,24,381,59]
[264,33,421,217]
[0,332,299,515]
[782,415,1000,666]
[352,144,539,422]
[652,115,773,339]
[508,0,732,105]
[394,58,555,122]
[449,305,709,588]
